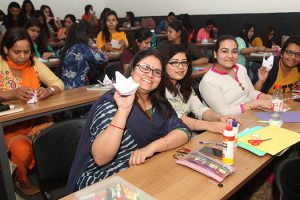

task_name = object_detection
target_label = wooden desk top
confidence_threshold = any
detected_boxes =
[245,52,280,61]
[61,99,300,200]
[192,63,212,78]
[0,87,105,123]
[49,40,65,48]
[119,27,141,32]
[194,42,216,48]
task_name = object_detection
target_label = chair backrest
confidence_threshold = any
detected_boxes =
[275,156,300,200]
[32,119,86,190]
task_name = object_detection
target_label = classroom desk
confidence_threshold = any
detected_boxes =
[119,27,141,32]
[244,52,280,69]
[194,42,216,54]
[61,99,300,200]
[0,87,105,200]
[49,40,65,49]
[191,63,212,78]
[43,58,61,68]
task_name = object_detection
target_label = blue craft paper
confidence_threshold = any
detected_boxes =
[256,112,300,123]
[193,67,204,71]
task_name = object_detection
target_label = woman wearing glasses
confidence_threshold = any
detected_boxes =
[159,43,236,133]
[199,35,272,115]
[253,36,300,94]
[66,49,191,193]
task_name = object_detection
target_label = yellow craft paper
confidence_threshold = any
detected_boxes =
[238,125,300,155]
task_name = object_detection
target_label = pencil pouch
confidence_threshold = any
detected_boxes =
[176,151,236,183]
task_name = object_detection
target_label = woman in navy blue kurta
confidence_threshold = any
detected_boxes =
[66,49,191,194]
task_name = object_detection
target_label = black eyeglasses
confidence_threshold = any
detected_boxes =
[168,61,189,68]
[136,63,163,77]
[284,50,300,58]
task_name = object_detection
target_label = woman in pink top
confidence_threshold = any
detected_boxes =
[196,19,217,43]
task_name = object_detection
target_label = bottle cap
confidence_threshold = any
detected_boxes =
[226,124,233,131]
[274,84,282,89]
[232,119,238,127]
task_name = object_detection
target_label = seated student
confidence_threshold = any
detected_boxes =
[157,20,208,66]
[120,28,152,73]
[20,0,35,22]
[0,10,6,36]
[81,5,98,37]
[32,10,50,39]
[24,18,54,59]
[196,19,217,43]
[3,2,23,29]
[155,12,176,34]
[140,16,156,30]
[0,28,64,195]
[40,5,62,40]
[57,14,76,41]
[65,49,191,193]
[122,11,139,28]
[178,13,195,42]
[96,10,128,52]
[199,35,272,115]
[60,21,108,90]
[251,25,279,52]
[159,43,236,133]
[253,36,300,94]
[236,23,266,66]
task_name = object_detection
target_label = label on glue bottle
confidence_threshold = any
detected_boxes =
[232,119,238,150]
[222,124,235,165]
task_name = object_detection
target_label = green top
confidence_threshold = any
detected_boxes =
[33,42,54,58]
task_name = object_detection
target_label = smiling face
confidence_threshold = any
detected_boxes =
[132,55,162,94]
[281,43,300,69]
[106,14,118,31]
[137,37,151,51]
[166,52,188,84]
[5,39,31,65]
[214,39,238,70]
[27,25,40,42]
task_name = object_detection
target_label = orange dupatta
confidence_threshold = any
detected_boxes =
[6,57,40,90]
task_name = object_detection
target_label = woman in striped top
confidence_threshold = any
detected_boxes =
[66,49,192,193]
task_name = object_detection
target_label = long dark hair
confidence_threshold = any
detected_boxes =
[84,5,92,14]
[125,49,173,117]
[168,20,189,48]
[60,21,90,60]
[238,23,255,48]
[20,0,35,19]
[259,25,275,48]
[0,27,35,66]
[126,11,135,27]
[24,18,49,56]
[102,10,120,43]
[158,43,192,103]
[6,2,23,27]
[129,28,152,54]
[40,5,54,17]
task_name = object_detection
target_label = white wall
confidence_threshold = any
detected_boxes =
[1,0,300,19]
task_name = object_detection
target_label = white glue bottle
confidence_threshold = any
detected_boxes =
[232,119,238,150]
[222,124,235,165]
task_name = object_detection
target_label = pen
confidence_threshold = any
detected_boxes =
[199,141,224,147]
[208,179,223,187]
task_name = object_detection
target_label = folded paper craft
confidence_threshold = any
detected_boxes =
[98,75,112,86]
[113,72,139,95]
[262,55,274,71]
[111,39,121,49]
[27,90,38,104]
